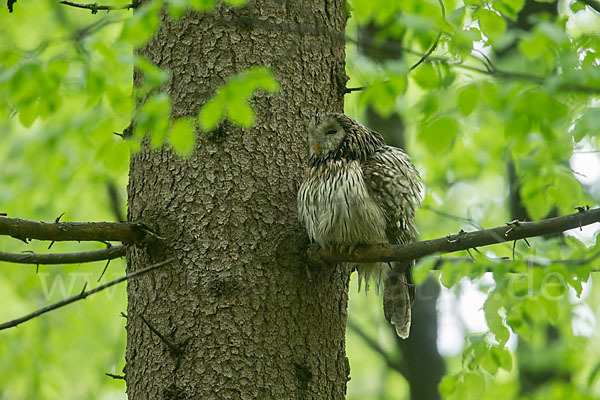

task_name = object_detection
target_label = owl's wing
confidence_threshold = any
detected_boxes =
[362,146,422,244]
[363,145,422,338]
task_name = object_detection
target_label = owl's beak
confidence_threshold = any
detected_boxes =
[314,142,319,154]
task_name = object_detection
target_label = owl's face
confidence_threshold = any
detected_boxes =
[308,115,346,158]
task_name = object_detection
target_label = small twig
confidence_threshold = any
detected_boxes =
[471,49,495,73]
[105,373,125,380]
[59,0,136,13]
[47,213,64,250]
[0,258,175,331]
[107,181,125,223]
[409,32,441,72]
[0,245,126,264]
[138,314,182,356]
[97,259,111,282]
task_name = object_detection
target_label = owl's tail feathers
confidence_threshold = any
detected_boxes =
[383,262,414,339]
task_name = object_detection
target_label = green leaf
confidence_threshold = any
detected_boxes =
[169,118,196,157]
[135,56,170,98]
[8,62,42,106]
[120,0,163,46]
[570,1,586,12]
[547,169,583,208]
[226,100,254,127]
[493,0,525,20]
[18,101,39,127]
[475,9,507,44]
[463,372,485,397]
[412,63,439,90]
[539,296,560,324]
[413,255,438,285]
[484,293,510,345]
[481,345,513,375]
[136,93,172,147]
[456,84,479,116]
[224,0,247,5]
[199,97,224,131]
[439,375,458,397]
[86,69,105,107]
[439,262,464,288]
[168,0,189,18]
[495,346,513,372]
[189,0,215,11]
[419,116,458,154]
[572,107,600,141]
[198,66,279,131]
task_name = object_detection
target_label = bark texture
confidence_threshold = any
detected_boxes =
[126,1,350,398]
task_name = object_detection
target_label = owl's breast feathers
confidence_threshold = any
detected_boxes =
[297,158,387,250]
[298,146,421,248]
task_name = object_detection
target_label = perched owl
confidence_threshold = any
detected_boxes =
[297,113,422,338]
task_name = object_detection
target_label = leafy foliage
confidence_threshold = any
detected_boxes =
[345,0,600,398]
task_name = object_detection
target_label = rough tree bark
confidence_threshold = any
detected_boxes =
[125,1,351,398]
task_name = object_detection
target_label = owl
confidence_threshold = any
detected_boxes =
[297,113,422,338]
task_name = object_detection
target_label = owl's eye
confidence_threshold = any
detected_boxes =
[326,129,337,135]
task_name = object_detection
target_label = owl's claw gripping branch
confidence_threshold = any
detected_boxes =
[308,208,600,265]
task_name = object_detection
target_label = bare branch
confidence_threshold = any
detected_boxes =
[106,373,125,380]
[0,257,175,331]
[0,245,126,265]
[138,314,182,356]
[59,0,136,13]
[309,208,600,266]
[408,0,445,72]
[0,216,156,244]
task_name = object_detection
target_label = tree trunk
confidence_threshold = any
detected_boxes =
[125,2,350,398]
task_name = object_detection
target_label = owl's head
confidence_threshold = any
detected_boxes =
[308,113,384,163]
[308,114,346,159]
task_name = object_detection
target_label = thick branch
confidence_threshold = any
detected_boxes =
[310,208,600,264]
[0,257,175,331]
[0,217,153,243]
[0,245,125,264]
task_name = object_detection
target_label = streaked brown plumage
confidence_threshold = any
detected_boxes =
[297,113,422,338]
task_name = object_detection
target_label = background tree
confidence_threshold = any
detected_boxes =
[1,0,600,399]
